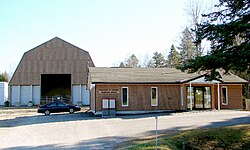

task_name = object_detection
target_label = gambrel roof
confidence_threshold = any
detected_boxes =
[10,37,95,85]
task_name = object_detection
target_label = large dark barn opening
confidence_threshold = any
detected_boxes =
[41,74,71,103]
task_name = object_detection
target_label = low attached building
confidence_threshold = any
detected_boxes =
[0,82,8,106]
[88,67,248,115]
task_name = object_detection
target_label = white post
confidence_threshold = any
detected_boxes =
[217,83,220,110]
[30,85,33,102]
[155,116,158,150]
[189,83,192,110]
[8,85,11,103]
[79,84,82,104]
[181,85,184,106]
[18,85,21,105]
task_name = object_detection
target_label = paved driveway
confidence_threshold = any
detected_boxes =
[0,110,249,150]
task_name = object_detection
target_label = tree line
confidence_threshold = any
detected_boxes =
[118,0,249,97]
[118,26,200,68]
[119,0,249,77]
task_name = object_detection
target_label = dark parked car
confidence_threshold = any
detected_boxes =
[38,101,81,115]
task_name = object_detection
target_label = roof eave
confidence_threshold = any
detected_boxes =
[91,81,182,84]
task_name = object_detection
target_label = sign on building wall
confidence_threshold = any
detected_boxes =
[99,89,119,94]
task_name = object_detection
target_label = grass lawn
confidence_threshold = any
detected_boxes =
[117,125,250,150]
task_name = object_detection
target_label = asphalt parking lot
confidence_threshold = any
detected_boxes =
[0,108,249,150]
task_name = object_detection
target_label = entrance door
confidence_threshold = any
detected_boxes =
[187,86,211,109]
[195,87,204,109]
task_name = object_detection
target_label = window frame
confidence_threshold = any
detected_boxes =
[121,87,129,107]
[221,86,228,105]
[151,87,158,106]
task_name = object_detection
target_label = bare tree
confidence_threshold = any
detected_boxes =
[141,54,151,68]
[8,63,16,81]
[185,0,207,56]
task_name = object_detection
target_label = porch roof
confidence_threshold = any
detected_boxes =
[89,67,248,84]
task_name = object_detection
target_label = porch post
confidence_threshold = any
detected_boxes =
[189,82,192,110]
[181,84,184,106]
[217,83,220,110]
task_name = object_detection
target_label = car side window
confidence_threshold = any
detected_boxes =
[58,102,65,107]
[50,102,57,107]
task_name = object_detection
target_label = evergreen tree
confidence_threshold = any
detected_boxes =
[119,54,140,68]
[180,0,250,80]
[119,62,126,68]
[0,72,8,82]
[125,54,139,67]
[167,44,180,68]
[148,52,166,68]
[178,27,196,64]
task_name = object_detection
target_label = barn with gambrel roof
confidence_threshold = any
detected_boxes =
[9,37,95,106]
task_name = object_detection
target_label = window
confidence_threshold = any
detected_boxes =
[58,102,66,107]
[186,87,194,109]
[222,86,228,105]
[204,87,211,108]
[121,87,128,106]
[151,87,158,106]
[50,102,57,107]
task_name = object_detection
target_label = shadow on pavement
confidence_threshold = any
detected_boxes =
[0,110,250,128]
[145,116,250,135]
[0,111,176,128]
[3,115,250,150]
[1,136,128,150]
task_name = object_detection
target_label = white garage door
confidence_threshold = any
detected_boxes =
[72,85,80,105]
[20,86,30,106]
[82,85,90,105]
[11,86,19,106]
[33,86,40,105]
[72,85,90,105]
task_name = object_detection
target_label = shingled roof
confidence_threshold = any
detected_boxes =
[89,67,248,84]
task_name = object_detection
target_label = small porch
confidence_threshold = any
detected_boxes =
[183,76,222,110]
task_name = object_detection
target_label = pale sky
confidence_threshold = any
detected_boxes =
[0,0,212,73]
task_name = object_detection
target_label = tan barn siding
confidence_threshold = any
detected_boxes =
[10,37,94,86]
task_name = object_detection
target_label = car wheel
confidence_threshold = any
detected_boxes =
[44,110,50,115]
[69,108,74,114]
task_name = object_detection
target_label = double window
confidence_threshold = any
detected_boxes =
[121,87,129,107]
[151,87,158,106]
